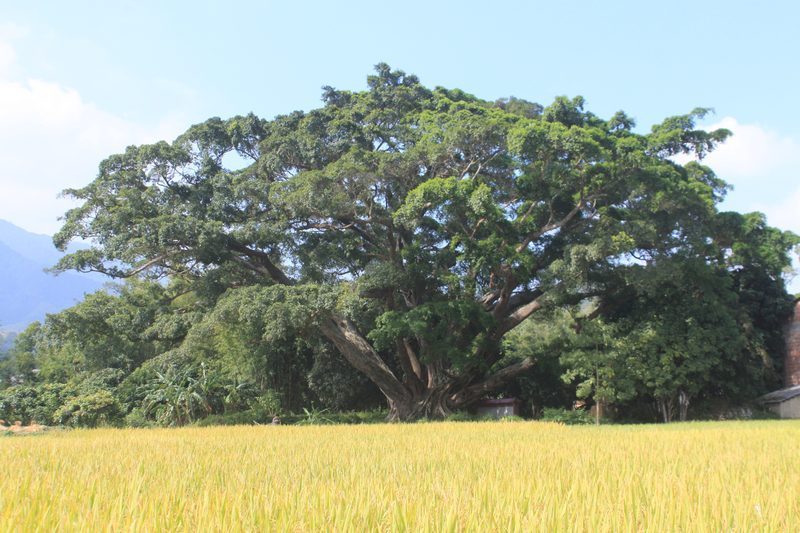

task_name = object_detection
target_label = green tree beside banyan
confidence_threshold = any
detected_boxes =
[53,64,797,421]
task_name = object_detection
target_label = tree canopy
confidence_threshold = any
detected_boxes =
[52,64,796,420]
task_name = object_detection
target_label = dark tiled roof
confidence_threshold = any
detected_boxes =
[759,385,800,404]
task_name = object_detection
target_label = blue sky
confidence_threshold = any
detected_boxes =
[0,0,798,285]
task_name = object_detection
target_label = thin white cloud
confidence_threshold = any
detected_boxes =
[753,188,800,236]
[676,117,799,233]
[0,36,184,235]
[693,117,800,291]
[700,118,800,233]
[701,117,800,183]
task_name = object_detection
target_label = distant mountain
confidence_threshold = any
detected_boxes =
[0,220,106,332]
[0,219,70,268]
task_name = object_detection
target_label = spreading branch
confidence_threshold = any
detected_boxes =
[451,357,536,407]
[499,295,545,335]
[229,242,294,286]
[319,316,411,404]
[515,197,588,253]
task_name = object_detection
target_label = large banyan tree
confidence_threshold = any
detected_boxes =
[55,64,734,420]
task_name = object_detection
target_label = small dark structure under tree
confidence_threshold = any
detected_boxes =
[474,398,521,419]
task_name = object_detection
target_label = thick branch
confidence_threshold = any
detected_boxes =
[505,290,543,314]
[229,242,294,285]
[395,339,425,394]
[122,254,172,277]
[491,270,517,320]
[498,295,545,336]
[300,217,381,249]
[478,288,501,309]
[318,316,410,403]
[450,357,536,407]
[62,251,191,280]
[403,339,425,383]
[231,255,282,281]
[516,198,586,253]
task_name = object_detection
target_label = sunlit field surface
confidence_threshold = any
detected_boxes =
[1,421,799,531]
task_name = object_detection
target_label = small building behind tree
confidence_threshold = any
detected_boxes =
[474,398,521,419]
[760,385,800,418]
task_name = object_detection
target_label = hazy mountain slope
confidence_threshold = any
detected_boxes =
[0,220,66,269]
[0,220,105,332]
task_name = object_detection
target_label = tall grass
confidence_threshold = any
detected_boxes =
[1,420,798,531]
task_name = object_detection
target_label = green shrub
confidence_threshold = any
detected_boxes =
[323,410,387,425]
[0,384,67,425]
[540,407,593,425]
[445,411,478,422]
[748,407,780,420]
[296,406,334,425]
[248,391,282,416]
[139,362,216,426]
[54,390,122,427]
[444,411,496,422]
[124,408,155,428]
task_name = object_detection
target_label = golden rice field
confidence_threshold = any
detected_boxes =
[1,420,799,531]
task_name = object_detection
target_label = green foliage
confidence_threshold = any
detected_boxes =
[540,407,593,425]
[0,369,126,427]
[296,406,334,425]
[749,408,780,421]
[193,285,320,412]
[328,410,389,424]
[307,345,382,411]
[191,409,388,427]
[502,309,580,413]
[0,383,66,425]
[369,300,496,369]
[494,96,543,119]
[248,391,282,416]
[139,359,217,426]
[647,108,731,159]
[560,320,637,407]
[53,390,121,427]
[498,415,525,422]
[0,323,44,386]
[0,281,204,389]
[123,408,155,428]
[444,411,494,422]
[552,251,796,422]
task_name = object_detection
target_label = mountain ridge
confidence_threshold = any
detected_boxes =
[0,220,106,332]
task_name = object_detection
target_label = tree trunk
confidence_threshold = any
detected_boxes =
[656,396,674,423]
[677,390,690,422]
[387,386,455,421]
[317,314,536,422]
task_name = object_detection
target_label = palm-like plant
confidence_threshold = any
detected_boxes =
[141,363,213,426]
